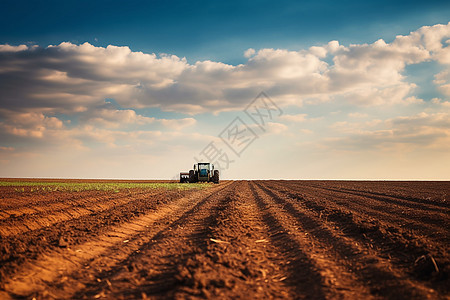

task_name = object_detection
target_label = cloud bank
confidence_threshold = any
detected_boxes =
[0,23,449,178]
[1,22,449,116]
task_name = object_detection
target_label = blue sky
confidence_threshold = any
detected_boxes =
[2,0,449,63]
[0,1,449,179]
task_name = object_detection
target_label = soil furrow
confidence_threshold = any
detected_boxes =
[0,179,448,299]
[0,189,137,211]
[174,181,294,299]
[305,181,449,208]
[267,181,449,295]
[254,181,438,299]
[249,181,347,299]
[0,189,153,221]
[71,182,236,299]
[0,188,193,284]
[275,181,448,243]
[309,184,448,224]
[0,190,158,235]
[335,187,449,211]
[269,181,448,249]
[0,183,231,299]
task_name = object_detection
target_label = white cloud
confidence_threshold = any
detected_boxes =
[244,48,255,58]
[266,122,288,134]
[299,129,313,135]
[83,105,197,129]
[279,114,309,122]
[158,117,196,129]
[348,112,368,118]
[326,40,343,54]
[309,46,327,58]
[326,112,450,151]
[0,44,28,52]
[434,70,450,96]
[416,23,450,63]
[86,108,155,128]
[0,111,64,138]
[1,22,448,118]
[279,113,307,122]
[337,83,421,106]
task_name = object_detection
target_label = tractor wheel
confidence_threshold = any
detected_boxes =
[189,170,195,183]
[213,170,219,184]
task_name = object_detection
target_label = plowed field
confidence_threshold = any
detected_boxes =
[0,180,448,299]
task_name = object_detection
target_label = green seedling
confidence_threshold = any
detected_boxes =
[1,181,209,193]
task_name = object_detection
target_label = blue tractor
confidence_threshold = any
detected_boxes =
[180,162,219,184]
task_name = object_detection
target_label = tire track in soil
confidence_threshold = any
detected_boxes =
[249,181,361,299]
[0,190,101,210]
[0,182,233,299]
[265,181,449,296]
[0,190,161,236]
[0,189,186,281]
[279,181,450,265]
[307,181,449,209]
[307,184,448,227]
[271,181,448,252]
[0,189,149,217]
[253,181,438,299]
[173,181,294,299]
[69,182,238,299]
[330,186,449,212]
[0,189,152,220]
[276,181,448,244]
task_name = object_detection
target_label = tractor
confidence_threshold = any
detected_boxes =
[180,162,219,184]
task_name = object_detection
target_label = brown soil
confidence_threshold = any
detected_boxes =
[0,180,448,299]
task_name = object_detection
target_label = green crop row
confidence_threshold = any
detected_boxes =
[0,181,209,193]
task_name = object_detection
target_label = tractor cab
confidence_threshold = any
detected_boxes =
[195,162,214,180]
[180,162,219,184]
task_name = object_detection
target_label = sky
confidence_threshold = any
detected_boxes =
[0,0,449,180]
